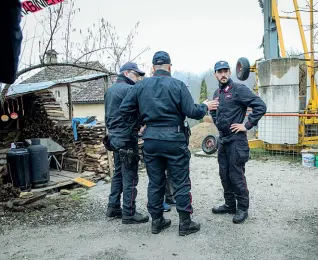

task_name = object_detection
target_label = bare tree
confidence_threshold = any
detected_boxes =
[100,21,150,72]
[36,3,64,64]
[1,1,149,100]
[61,0,79,62]
[76,20,150,72]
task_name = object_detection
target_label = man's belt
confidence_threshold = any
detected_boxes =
[146,125,185,133]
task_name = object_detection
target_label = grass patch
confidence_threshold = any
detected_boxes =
[69,188,88,201]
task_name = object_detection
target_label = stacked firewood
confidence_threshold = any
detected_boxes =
[77,124,112,175]
[0,149,8,176]
[23,91,71,143]
[0,148,20,202]
[22,91,113,176]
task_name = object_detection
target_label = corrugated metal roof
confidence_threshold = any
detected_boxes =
[6,73,107,97]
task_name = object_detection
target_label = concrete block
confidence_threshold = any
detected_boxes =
[259,85,299,113]
[258,58,299,87]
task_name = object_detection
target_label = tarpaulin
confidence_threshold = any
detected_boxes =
[72,117,97,141]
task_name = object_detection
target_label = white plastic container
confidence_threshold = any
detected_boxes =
[302,153,315,167]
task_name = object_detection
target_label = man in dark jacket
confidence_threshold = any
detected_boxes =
[104,62,149,224]
[0,1,23,84]
[120,51,217,236]
[210,61,267,224]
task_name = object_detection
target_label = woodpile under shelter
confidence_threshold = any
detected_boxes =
[0,72,114,200]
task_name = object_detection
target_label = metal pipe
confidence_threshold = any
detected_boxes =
[307,0,318,111]
[293,0,310,63]
[245,113,318,117]
[293,0,317,110]
[310,0,314,62]
[272,0,286,57]
[310,0,316,106]
[279,16,297,20]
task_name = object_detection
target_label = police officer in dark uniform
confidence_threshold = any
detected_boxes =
[104,62,149,225]
[0,0,23,84]
[210,61,266,224]
[120,51,217,236]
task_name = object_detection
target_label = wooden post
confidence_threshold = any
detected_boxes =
[103,75,109,93]
[67,83,72,120]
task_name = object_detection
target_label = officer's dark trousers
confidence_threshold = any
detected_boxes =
[108,141,139,216]
[165,170,174,201]
[217,138,250,211]
[143,139,192,219]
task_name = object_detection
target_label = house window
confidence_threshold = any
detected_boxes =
[55,90,60,98]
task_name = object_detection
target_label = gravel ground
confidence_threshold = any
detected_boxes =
[1,155,318,260]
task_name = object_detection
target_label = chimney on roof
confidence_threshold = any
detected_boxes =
[45,49,58,64]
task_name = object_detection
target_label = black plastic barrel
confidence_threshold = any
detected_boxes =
[6,143,31,191]
[27,138,50,188]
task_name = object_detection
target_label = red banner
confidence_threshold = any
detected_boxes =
[21,0,65,17]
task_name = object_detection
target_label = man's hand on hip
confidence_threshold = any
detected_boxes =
[230,123,247,134]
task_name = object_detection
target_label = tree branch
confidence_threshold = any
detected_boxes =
[73,47,108,63]
[41,4,63,63]
[130,47,150,62]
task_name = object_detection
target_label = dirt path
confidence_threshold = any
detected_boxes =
[1,156,318,260]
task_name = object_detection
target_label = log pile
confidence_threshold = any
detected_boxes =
[78,124,112,174]
[23,92,83,172]
[0,90,115,201]
[138,139,145,168]
[0,148,20,202]
[0,131,22,148]
[0,149,8,185]
[23,91,71,142]
[22,90,113,176]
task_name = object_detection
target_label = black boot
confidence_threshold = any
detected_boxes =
[122,211,149,224]
[211,204,236,214]
[152,216,171,234]
[106,206,122,218]
[233,209,248,224]
[179,213,200,236]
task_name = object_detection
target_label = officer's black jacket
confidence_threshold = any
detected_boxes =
[0,1,23,84]
[104,75,139,142]
[119,69,208,141]
[210,79,266,137]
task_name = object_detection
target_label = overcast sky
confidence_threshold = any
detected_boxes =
[20,0,317,78]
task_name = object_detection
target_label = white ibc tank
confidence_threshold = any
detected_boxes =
[257,58,300,144]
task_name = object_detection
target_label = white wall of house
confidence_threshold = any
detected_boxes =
[73,103,104,122]
[49,84,84,119]
[49,85,69,118]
